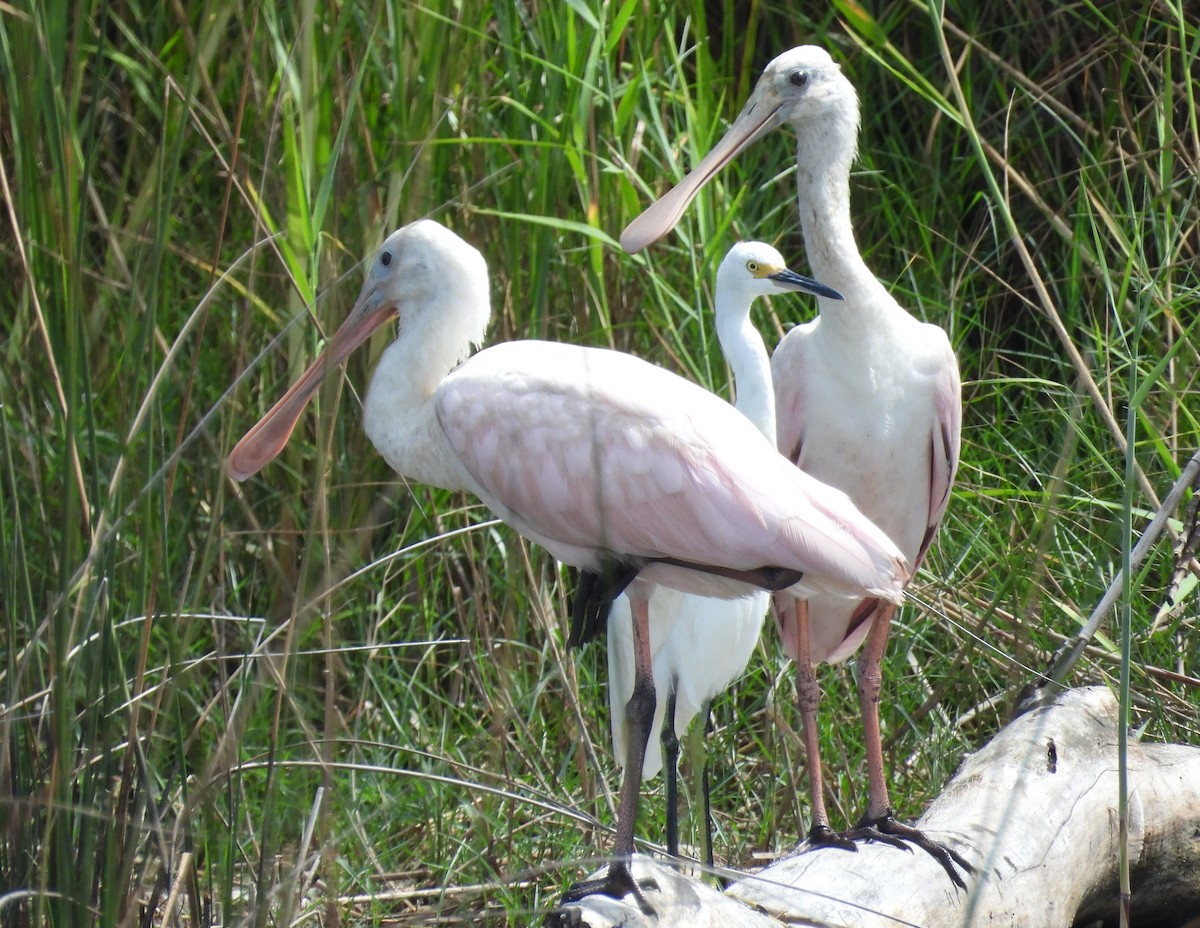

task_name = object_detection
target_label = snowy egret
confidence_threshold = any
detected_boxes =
[599,241,833,860]
[620,47,968,885]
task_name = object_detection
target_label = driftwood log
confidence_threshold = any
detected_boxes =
[553,686,1200,927]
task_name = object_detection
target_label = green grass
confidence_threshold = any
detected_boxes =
[2,0,1197,925]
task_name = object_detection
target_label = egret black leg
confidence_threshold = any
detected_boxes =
[700,703,716,877]
[662,690,680,858]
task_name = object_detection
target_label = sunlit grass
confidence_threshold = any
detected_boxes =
[1,0,1197,925]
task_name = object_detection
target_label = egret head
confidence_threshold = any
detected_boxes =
[717,241,843,307]
[228,219,489,481]
[620,46,859,254]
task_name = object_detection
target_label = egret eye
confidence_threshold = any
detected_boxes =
[789,70,808,88]
[380,251,393,268]
[746,260,759,273]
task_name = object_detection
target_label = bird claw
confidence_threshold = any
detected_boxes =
[801,814,972,889]
[545,862,658,926]
[847,810,974,889]
[803,823,858,852]
[839,819,914,853]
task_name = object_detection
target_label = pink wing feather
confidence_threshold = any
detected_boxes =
[436,340,903,597]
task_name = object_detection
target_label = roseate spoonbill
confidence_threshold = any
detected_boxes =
[598,241,829,862]
[228,219,909,913]
[620,47,969,886]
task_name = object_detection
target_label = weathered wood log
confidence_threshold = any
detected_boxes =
[553,686,1200,927]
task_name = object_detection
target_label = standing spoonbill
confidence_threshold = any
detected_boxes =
[598,241,833,862]
[227,219,909,913]
[620,46,969,886]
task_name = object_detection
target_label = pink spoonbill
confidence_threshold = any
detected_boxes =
[228,218,910,912]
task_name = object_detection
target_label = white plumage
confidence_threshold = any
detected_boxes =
[620,46,968,885]
[607,242,817,790]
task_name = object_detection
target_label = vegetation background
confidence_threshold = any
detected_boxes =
[2,0,1197,924]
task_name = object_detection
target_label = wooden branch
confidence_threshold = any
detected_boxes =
[555,687,1200,926]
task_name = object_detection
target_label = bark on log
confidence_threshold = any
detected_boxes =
[555,687,1200,927]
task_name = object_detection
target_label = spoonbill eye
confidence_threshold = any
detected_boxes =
[789,70,809,88]
[380,251,393,267]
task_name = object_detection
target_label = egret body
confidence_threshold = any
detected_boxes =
[603,241,828,858]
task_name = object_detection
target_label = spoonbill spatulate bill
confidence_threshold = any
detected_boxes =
[596,241,830,862]
[620,46,969,887]
[227,219,910,914]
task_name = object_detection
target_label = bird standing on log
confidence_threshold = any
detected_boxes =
[228,218,911,912]
[621,46,969,885]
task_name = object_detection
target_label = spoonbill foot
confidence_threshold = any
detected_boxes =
[845,810,973,889]
[803,822,859,852]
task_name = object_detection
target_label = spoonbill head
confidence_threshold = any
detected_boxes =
[228,220,490,484]
[620,46,857,254]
